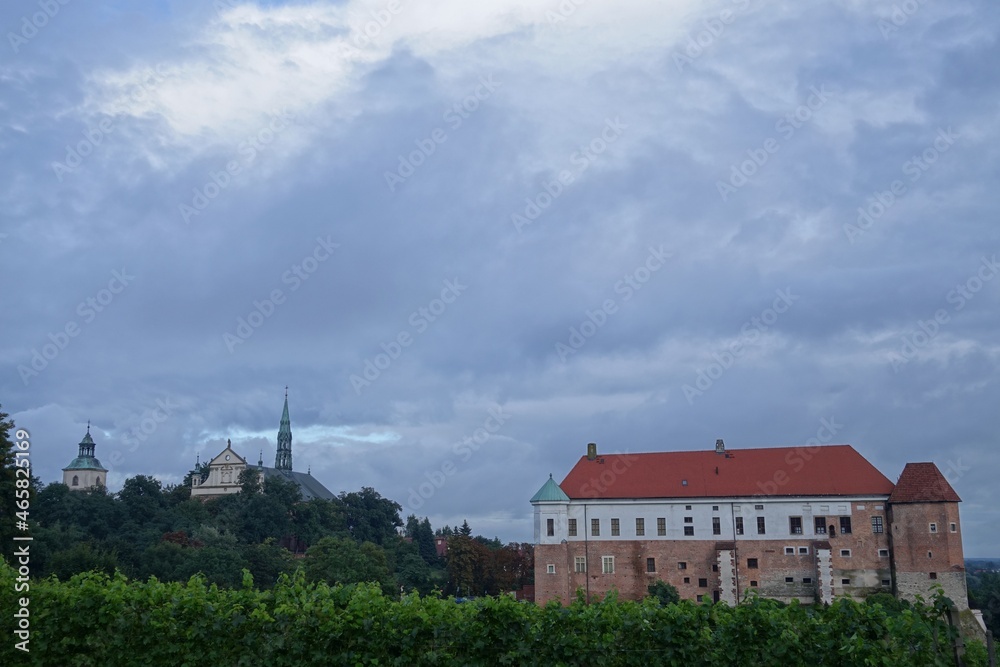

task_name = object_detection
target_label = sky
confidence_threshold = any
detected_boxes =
[2,0,998,555]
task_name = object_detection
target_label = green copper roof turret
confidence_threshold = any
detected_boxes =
[63,423,107,472]
[530,474,569,502]
[275,388,293,471]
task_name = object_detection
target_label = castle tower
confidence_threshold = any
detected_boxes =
[275,388,293,471]
[62,423,108,491]
[888,462,968,609]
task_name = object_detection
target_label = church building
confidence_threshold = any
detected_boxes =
[62,423,108,491]
[191,391,335,501]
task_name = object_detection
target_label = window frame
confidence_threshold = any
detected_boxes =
[568,518,577,537]
[591,518,600,536]
[611,518,620,537]
[602,556,615,574]
[635,517,645,536]
[546,518,554,537]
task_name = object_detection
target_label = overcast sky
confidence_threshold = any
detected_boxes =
[3,0,998,555]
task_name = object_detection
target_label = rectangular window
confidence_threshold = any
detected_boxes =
[684,526,695,536]
[841,578,850,585]
[950,522,957,533]
[678,561,687,570]
[785,547,795,555]
[757,517,766,535]
[684,517,693,523]
[568,518,577,537]
[929,572,937,580]
[712,564,718,572]
[750,580,758,587]
[685,505,692,510]
[635,518,645,536]
[683,577,690,584]
[789,516,802,534]
[547,564,555,574]
[881,579,891,587]
[712,505,719,511]
[871,516,884,534]
[712,517,721,535]
[611,518,620,536]
[735,517,744,535]
[592,518,600,536]
[698,578,708,588]
[602,556,614,574]
[929,523,937,533]
[798,547,809,555]
[840,549,851,557]
[657,518,666,536]
[696,595,703,602]
[754,504,764,510]
[546,518,554,537]
[713,590,720,603]
[747,558,759,569]
[878,549,889,558]
[803,577,812,584]
[785,577,794,583]
[814,516,826,534]
[646,557,655,573]
[840,517,852,534]
[574,557,587,573]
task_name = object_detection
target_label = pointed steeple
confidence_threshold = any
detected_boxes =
[275,388,293,470]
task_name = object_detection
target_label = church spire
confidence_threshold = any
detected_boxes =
[275,388,293,470]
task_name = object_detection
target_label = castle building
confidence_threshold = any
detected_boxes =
[531,440,967,608]
[62,423,108,491]
[191,391,335,501]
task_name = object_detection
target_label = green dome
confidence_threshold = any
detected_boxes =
[64,456,106,471]
[530,474,569,502]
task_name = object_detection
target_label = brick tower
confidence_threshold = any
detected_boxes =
[887,463,967,609]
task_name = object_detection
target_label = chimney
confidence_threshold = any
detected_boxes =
[715,439,725,454]
[587,442,597,461]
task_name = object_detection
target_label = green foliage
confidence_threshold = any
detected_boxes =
[0,559,974,666]
[303,536,394,595]
[0,406,23,562]
[647,579,680,605]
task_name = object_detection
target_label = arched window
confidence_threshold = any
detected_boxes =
[72,475,79,486]
[96,476,102,486]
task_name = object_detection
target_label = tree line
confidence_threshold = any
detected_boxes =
[0,404,532,596]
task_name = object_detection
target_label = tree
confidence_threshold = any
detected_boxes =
[647,580,680,606]
[303,536,393,594]
[459,520,472,537]
[338,487,402,546]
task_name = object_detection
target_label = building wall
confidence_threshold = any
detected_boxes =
[534,494,896,605]
[890,502,967,609]
[63,468,106,491]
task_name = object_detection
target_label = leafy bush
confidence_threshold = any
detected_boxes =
[0,560,969,666]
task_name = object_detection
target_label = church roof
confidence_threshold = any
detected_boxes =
[261,467,335,501]
[530,474,570,502]
[63,456,107,471]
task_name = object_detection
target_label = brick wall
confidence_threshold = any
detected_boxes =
[889,501,967,609]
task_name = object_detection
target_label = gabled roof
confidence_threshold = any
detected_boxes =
[530,474,570,503]
[559,445,894,499]
[888,462,961,503]
[208,441,245,466]
[261,467,336,501]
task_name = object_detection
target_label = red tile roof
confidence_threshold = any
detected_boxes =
[559,445,895,499]
[888,462,961,503]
